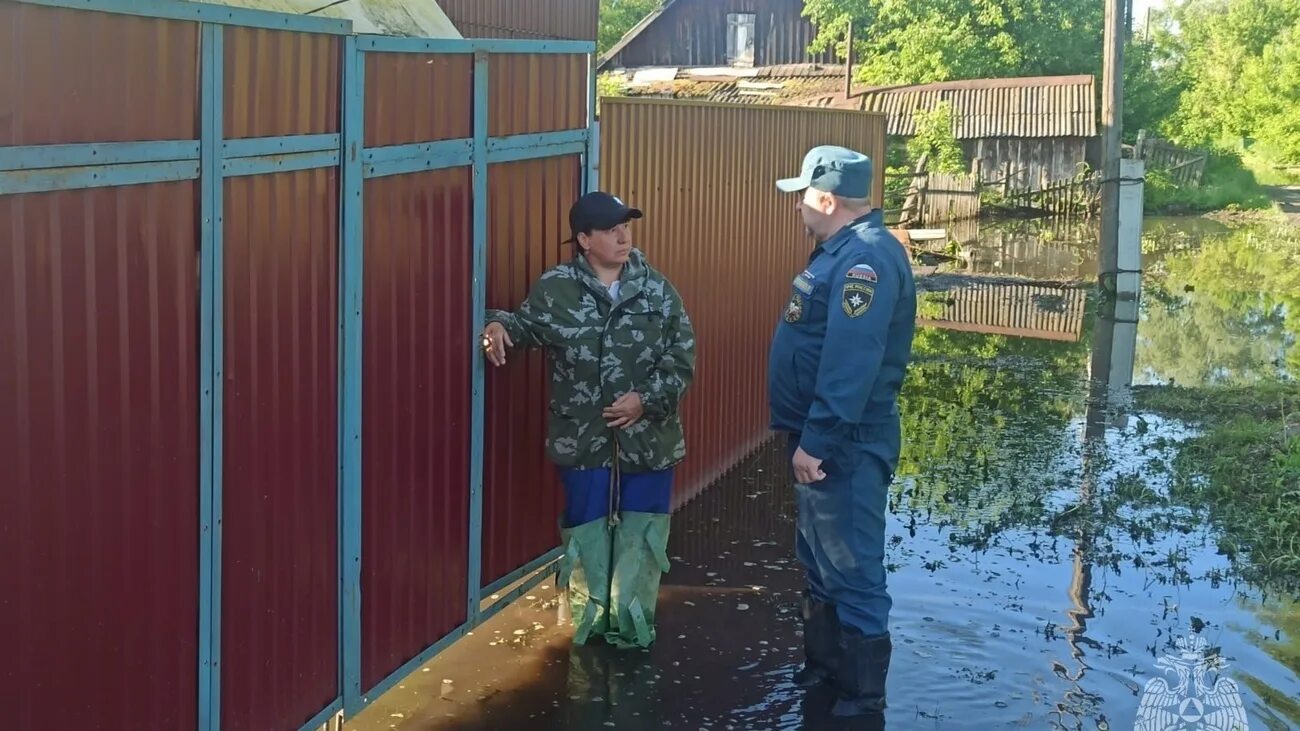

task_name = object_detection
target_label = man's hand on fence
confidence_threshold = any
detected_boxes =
[482,322,513,366]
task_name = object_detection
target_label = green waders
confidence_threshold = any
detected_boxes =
[556,447,672,649]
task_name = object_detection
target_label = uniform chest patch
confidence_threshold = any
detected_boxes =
[842,282,874,318]
[846,263,878,283]
[785,292,805,323]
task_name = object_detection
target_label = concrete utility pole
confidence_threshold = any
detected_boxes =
[1098,0,1126,285]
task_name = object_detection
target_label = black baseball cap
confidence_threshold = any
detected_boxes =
[564,191,643,243]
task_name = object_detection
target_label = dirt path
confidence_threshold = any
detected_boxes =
[1268,184,1300,225]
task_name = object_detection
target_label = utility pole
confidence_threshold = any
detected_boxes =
[844,20,854,99]
[1099,0,1125,285]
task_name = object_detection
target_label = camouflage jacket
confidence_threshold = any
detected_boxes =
[486,249,696,473]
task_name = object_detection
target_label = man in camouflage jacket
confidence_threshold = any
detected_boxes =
[482,192,695,649]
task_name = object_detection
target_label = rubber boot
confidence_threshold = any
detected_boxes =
[831,630,891,717]
[557,517,613,645]
[605,511,671,649]
[794,590,841,688]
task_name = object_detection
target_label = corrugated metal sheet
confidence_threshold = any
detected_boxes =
[221,170,340,730]
[599,98,887,505]
[224,27,341,139]
[600,0,833,71]
[918,284,1089,342]
[480,155,581,587]
[435,0,598,41]
[488,54,587,137]
[0,182,200,730]
[801,75,1097,140]
[361,168,473,691]
[364,53,474,147]
[0,3,198,146]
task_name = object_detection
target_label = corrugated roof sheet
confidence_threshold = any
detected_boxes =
[607,64,847,106]
[209,0,462,37]
[793,75,1097,139]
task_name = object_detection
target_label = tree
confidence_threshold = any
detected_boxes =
[802,0,1104,85]
[1160,0,1300,160]
[598,0,659,58]
[906,102,966,173]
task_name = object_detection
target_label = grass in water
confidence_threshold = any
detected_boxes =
[1137,382,1300,591]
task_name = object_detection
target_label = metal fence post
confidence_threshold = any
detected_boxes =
[198,20,225,731]
[467,49,490,627]
[340,35,366,718]
[585,52,599,193]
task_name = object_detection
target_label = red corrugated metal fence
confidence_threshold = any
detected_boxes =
[0,5,201,729]
[599,98,888,507]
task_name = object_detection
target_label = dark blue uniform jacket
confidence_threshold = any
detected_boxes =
[768,209,917,463]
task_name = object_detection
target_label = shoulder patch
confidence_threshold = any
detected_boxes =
[785,292,806,323]
[846,263,878,283]
[842,281,874,318]
[792,274,815,295]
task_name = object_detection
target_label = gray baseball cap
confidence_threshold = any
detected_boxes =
[776,145,873,198]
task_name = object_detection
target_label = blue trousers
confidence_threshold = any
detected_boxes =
[787,430,895,637]
[558,467,674,528]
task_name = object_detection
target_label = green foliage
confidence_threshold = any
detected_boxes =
[905,102,965,174]
[598,0,659,58]
[1155,0,1300,163]
[594,73,627,114]
[802,0,1103,85]
[1122,39,1186,144]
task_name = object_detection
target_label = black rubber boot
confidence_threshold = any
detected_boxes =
[794,591,842,688]
[830,630,890,717]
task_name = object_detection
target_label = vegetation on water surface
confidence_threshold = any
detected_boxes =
[1136,383,1300,593]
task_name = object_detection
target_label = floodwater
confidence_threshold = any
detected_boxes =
[348,215,1299,731]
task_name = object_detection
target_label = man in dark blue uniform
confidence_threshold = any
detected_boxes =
[768,145,916,717]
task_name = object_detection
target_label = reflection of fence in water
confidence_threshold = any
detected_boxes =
[961,219,1099,280]
[919,284,1089,342]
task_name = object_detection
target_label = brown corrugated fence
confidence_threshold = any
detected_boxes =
[599,97,887,507]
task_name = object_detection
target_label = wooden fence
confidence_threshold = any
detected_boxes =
[1001,171,1101,217]
[886,159,980,225]
[1135,130,1208,186]
[920,172,981,223]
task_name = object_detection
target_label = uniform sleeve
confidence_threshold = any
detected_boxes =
[485,281,556,349]
[799,249,897,461]
[640,282,696,418]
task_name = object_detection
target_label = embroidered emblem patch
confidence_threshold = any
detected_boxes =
[793,275,815,295]
[846,263,878,283]
[785,292,805,323]
[842,282,874,318]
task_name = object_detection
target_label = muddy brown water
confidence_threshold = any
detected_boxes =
[348,216,1298,730]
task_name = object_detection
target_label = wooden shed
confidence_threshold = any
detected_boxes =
[797,75,1101,186]
[598,0,832,70]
